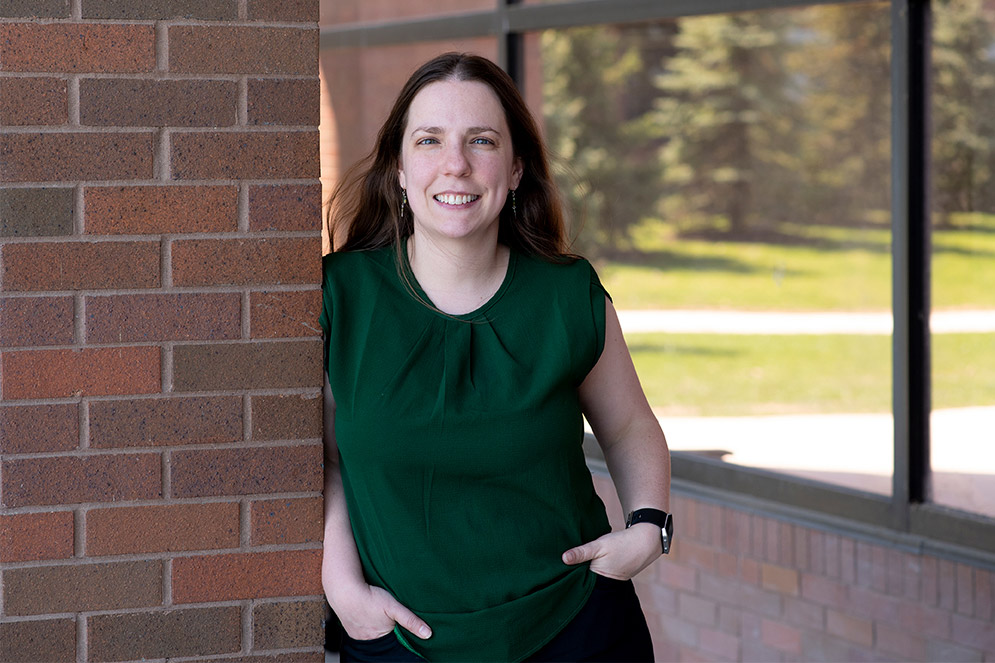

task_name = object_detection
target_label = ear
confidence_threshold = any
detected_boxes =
[510,157,523,190]
[398,166,407,190]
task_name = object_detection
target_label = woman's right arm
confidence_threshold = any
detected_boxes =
[322,371,433,641]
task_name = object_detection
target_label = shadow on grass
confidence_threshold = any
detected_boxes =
[601,247,762,275]
[627,340,740,357]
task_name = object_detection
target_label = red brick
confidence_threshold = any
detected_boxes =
[761,563,799,596]
[1,453,160,507]
[826,609,873,647]
[171,237,319,287]
[0,77,68,125]
[897,600,953,640]
[172,339,321,391]
[0,511,74,562]
[1,346,160,399]
[0,403,78,453]
[247,79,319,126]
[0,23,155,73]
[81,78,237,127]
[89,395,242,448]
[171,131,318,180]
[0,618,75,663]
[170,443,322,498]
[938,558,957,611]
[761,618,802,655]
[88,607,241,662]
[2,560,162,615]
[846,585,900,623]
[168,26,317,75]
[85,185,237,234]
[248,183,321,231]
[172,549,321,603]
[655,561,697,592]
[250,290,321,338]
[679,593,717,627]
[952,614,995,652]
[697,625,738,660]
[251,392,321,441]
[782,596,824,630]
[0,132,154,182]
[250,497,322,545]
[875,622,926,660]
[957,563,975,615]
[976,569,992,621]
[247,0,317,21]
[183,654,324,663]
[85,292,241,343]
[252,599,325,650]
[1,240,160,291]
[86,502,239,555]
[800,572,847,606]
[0,296,74,347]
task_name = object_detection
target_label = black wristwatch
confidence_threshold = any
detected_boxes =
[625,508,673,555]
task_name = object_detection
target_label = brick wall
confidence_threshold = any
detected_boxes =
[593,475,995,662]
[0,2,324,662]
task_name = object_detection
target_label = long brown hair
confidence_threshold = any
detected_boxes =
[326,52,571,260]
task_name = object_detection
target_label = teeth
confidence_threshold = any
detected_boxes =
[435,194,479,205]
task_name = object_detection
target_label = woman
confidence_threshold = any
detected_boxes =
[320,52,671,662]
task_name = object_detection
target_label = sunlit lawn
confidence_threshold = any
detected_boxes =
[629,332,995,416]
[600,215,995,415]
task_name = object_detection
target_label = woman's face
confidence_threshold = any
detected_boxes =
[398,79,523,246]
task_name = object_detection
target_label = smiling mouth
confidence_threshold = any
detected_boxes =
[434,193,480,205]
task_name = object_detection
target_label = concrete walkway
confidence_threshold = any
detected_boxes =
[617,308,995,334]
[614,308,995,517]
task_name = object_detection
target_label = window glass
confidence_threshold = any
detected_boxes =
[321,0,496,25]
[528,3,894,495]
[930,0,995,517]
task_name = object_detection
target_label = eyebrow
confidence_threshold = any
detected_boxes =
[410,126,502,136]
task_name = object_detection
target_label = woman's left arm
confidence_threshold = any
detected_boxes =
[562,297,671,580]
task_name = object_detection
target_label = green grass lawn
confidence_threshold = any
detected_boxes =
[629,332,995,416]
[597,217,995,311]
[598,214,995,415]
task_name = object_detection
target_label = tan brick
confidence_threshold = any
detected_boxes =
[171,131,318,180]
[0,403,78,453]
[168,26,317,75]
[0,132,154,182]
[170,444,322,498]
[1,453,161,507]
[85,292,241,343]
[2,560,162,615]
[83,0,236,20]
[0,618,75,663]
[172,549,321,603]
[248,183,321,232]
[250,290,321,339]
[250,497,322,546]
[1,0,69,18]
[826,608,873,648]
[86,502,239,555]
[171,237,319,287]
[172,339,321,391]
[0,296,74,347]
[0,187,74,237]
[80,79,237,127]
[0,77,68,125]
[761,562,799,596]
[0,511,74,563]
[89,395,242,448]
[251,392,321,441]
[1,346,160,399]
[85,185,237,234]
[1,240,160,291]
[247,79,319,126]
[252,599,325,650]
[760,617,802,655]
[0,23,155,73]
[247,0,317,21]
[88,607,241,662]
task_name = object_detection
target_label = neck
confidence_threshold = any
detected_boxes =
[407,231,509,315]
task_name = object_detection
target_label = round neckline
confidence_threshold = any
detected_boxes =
[398,242,518,321]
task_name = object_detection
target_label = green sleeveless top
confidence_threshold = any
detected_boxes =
[319,245,612,661]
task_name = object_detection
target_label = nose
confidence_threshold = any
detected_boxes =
[442,143,471,177]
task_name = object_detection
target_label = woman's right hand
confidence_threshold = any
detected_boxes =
[334,583,433,642]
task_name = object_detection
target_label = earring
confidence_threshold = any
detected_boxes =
[400,188,407,219]
[510,189,517,219]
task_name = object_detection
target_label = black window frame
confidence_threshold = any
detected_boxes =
[320,0,995,568]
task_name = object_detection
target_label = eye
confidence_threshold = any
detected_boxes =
[416,137,439,145]
[471,137,495,145]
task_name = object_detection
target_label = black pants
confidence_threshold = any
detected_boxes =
[339,574,654,662]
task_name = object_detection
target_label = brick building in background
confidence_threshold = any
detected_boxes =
[0,2,325,661]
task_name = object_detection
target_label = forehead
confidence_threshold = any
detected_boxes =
[405,79,509,132]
